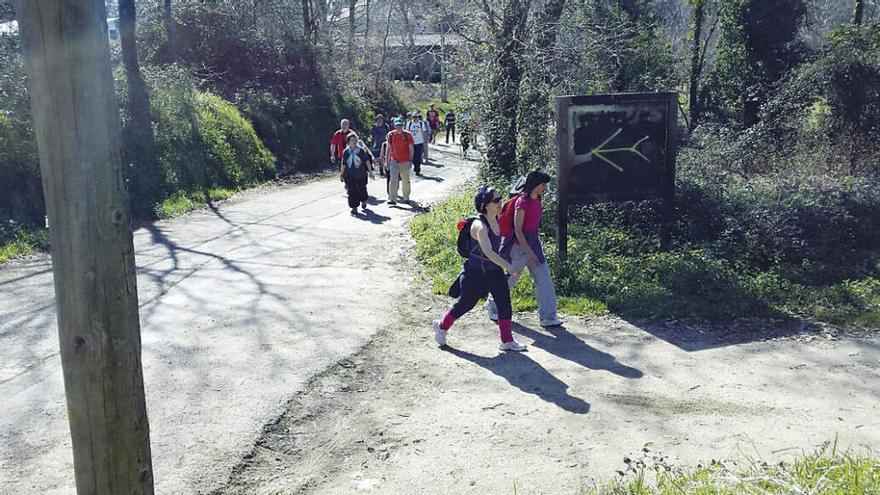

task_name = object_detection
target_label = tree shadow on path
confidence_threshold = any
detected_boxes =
[513,323,643,379]
[443,346,590,414]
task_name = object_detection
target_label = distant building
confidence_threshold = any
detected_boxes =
[331,0,462,82]
[0,18,120,39]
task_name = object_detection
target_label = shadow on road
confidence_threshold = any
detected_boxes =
[355,209,391,224]
[443,346,590,414]
[625,318,822,352]
[513,323,643,378]
[416,174,444,182]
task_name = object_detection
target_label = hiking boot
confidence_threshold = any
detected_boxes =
[433,320,447,347]
[499,340,527,352]
[350,207,358,215]
[387,199,396,205]
[540,318,564,327]
[361,201,368,210]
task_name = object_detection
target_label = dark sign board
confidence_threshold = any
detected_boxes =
[556,92,678,259]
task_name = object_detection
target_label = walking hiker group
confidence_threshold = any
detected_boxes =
[330,106,457,212]
[433,170,562,352]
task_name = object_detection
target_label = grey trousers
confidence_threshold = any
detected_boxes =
[486,243,559,322]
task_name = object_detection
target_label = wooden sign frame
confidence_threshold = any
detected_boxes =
[556,92,678,260]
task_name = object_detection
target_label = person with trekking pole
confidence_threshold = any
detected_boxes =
[433,186,528,351]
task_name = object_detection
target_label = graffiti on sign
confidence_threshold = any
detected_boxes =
[555,92,678,259]
[561,98,673,201]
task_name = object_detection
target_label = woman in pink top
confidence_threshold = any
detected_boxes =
[486,170,562,327]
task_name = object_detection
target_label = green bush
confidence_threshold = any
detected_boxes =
[234,85,400,175]
[0,224,49,264]
[0,36,43,228]
[141,66,275,214]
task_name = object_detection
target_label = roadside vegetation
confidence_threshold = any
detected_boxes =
[410,1,880,328]
[587,444,879,495]
[413,177,880,325]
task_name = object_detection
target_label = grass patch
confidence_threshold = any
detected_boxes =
[591,443,880,494]
[412,188,880,324]
[155,188,236,219]
[0,226,49,264]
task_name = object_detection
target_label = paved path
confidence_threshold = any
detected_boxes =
[0,143,475,494]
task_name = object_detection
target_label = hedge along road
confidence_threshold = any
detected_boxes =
[0,143,475,494]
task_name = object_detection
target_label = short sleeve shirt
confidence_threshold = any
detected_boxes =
[371,124,389,146]
[331,129,350,159]
[427,110,440,126]
[387,130,414,162]
[514,194,542,232]
[407,120,426,145]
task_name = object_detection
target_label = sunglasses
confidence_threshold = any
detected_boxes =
[490,196,502,204]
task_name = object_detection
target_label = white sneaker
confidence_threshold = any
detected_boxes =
[499,340,527,352]
[540,318,563,327]
[484,300,499,321]
[433,320,447,347]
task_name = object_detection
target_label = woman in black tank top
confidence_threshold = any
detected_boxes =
[432,186,528,352]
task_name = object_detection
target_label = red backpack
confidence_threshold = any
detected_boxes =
[497,194,521,238]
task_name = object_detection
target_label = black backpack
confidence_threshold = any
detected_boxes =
[456,215,487,258]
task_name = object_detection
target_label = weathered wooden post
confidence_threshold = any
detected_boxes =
[14,1,155,493]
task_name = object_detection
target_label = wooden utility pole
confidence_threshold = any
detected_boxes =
[13,1,155,493]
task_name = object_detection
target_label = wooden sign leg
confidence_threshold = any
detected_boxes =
[557,198,569,261]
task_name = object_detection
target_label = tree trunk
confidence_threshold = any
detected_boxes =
[688,0,705,132]
[163,0,175,61]
[302,0,312,42]
[483,0,531,175]
[364,0,371,56]
[119,0,160,218]
[13,0,154,493]
[374,0,395,91]
[853,0,864,25]
[348,0,356,62]
[514,0,567,173]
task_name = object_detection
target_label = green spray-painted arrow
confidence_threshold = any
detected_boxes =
[590,128,651,172]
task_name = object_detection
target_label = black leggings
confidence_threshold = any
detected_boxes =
[450,269,512,320]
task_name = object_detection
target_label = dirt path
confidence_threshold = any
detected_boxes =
[215,250,880,494]
[0,143,475,494]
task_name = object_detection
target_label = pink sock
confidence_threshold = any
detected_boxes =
[440,311,456,330]
[498,319,513,343]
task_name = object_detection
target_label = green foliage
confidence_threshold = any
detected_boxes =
[592,445,880,495]
[708,0,807,126]
[0,225,49,264]
[140,66,275,215]
[138,2,405,175]
[0,36,43,228]
[155,188,235,219]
